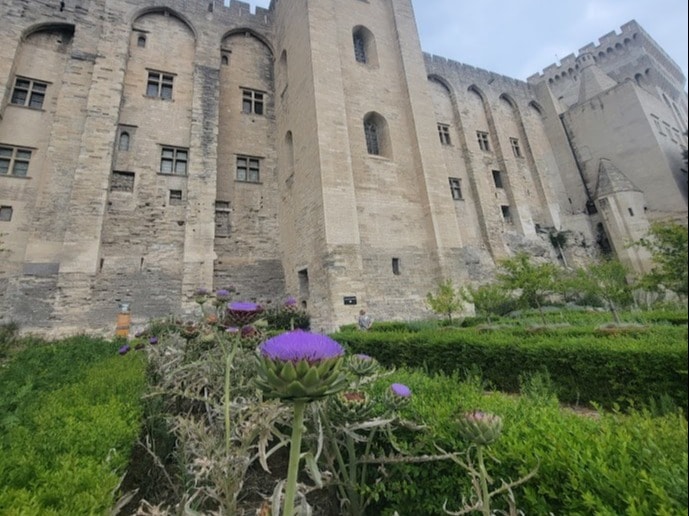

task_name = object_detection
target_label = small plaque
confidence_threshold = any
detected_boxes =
[343,296,357,305]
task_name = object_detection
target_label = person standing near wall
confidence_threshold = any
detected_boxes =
[358,309,373,330]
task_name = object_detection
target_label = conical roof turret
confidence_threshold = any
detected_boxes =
[576,52,618,103]
[594,158,641,199]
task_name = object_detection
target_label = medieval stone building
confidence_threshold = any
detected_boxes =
[0,0,687,334]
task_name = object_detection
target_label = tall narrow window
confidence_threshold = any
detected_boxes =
[449,177,463,200]
[241,89,264,115]
[438,124,451,145]
[137,36,146,48]
[146,71,174,99]
[118,132,130,151]
[501,205,512,223]
[364,120,379,155]
[298,269,310,299]
[353,31,367,63]
[492,170,504,189]
[160,147,188,175]
[236,156,260,183]
[392,258,401,275]
[477,131,490,151]
[510,137,522,157]
[10,77,47,109]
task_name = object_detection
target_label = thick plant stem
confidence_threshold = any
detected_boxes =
[477,446,491,516]
[283,400,307,516]
[224,343,237,454]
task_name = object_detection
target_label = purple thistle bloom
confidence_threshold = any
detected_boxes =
[118,344,131,355]
[195,287,210,296]
[260,331,344,363]
[229,301,262,312]
[216,289,231,299]
[149,336,158,345]
[284,295,297,306]
[390,383,412,398]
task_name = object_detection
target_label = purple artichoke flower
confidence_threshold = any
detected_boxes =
[255,331,348,401]
[215,289,232,301]
[391,383,412,398]
[385,383,412,411]
[149,336,158,345]
[227,301,264,326]
[118,344,131,355]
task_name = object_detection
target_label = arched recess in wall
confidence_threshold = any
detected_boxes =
[130,7,197,41]
[285,130,295,175]
[363,111,391,158]
[427,75,456,140]
[466,85,493,152]
[352,25,378,67]
[528,101,544,118]
[277,49,288,96]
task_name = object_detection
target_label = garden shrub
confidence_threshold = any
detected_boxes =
[0,339,146,515]
[364,369,688,515]
[333,324,688,408]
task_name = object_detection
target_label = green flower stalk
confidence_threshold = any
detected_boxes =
[255,331,348,516]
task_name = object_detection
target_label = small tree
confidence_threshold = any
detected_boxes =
[634,221,688,300]
[496,253,560,325]
[462,283,512,323]
[426,279,464,324]
[575,259,634,324]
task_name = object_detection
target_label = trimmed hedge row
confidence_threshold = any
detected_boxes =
[332,325,688,408]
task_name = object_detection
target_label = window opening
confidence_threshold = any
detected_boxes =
[449,177,463,200]
[477,131,490,151]
[10,77,47,109]
[169,190,183,204]
[0,206,13,222]
[510,137,522,157]
[160,147,188,175]
[364,120,379,155]
[118,132,130,151]
[501,205,512,223]
[492,170,504,189]
[392,258,401,275]
[298,269,310,299]
[146,71,174,99]
[241,89,264,115]
[438,124,451,145]
[353,31,366,63]
[137,36,146,47]
[236,156,260,183]
[0,146,32,177]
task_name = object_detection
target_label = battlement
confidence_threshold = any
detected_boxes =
[423,52,529,90]
[527,20,685,87]
[212,0,272,24]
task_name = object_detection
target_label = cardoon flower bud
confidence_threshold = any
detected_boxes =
[385,383,412,411]
[255,331,348,402]
[283,295,298,312]
[215,289,232,301]
[194,288,210,305]
[348,354,379,378]
[327,390,375,423]
[457,410,503,445]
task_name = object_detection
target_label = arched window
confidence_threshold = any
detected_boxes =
[363,112,390,157]
[118,132,130,151]
[352,26,377,66]
[137,36,146,48]
[221,54,229,65]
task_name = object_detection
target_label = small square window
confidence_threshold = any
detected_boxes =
[169,190,184,204]
[492,170,504,189]
[241,89,264,115]
[510,138,522,158]
[449,177,463,200]
[477,131,490,151]
[438,124,451,145]
[501,205,512,223]
[236,155,260,183]
[10,77,47,109]
[146,71,174,99]
[160,146,188,175]
[0,205,13,222]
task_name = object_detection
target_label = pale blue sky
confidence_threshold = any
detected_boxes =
[245,0,688,87]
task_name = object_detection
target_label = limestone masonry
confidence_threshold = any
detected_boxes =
[0,0,687,334]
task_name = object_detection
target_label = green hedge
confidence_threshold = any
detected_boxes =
[0,337,146,515]
[332,325,688,408]
[366,369,688,515]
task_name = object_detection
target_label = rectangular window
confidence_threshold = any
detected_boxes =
[241,89,264,115]
[510,137,522,158]
[0,145,32,177]
[146,71,174,99]
[477,131,490,151]
[169,190,184,204]
[0,206,13,222]
[160,146,188,175]
[236,155,260,183]
[392,258,401,275]
[110,171,135,192]
[492,170,504,189]
[215,201,231,237]
[438,124,451,145]
[449,177,463,200]
[11,77,47,109]
[501,205,512,223]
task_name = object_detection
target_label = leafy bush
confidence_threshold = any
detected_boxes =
[0,338,146,514]
[264,306,310,330]
[365,369,688,515]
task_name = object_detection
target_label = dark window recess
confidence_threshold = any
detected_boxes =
[298,269,310,299]
[146,71,174,99]
[492,170,504,189]
[364,120,379,155]
[392,258,401,275]
[169,190,184,204]
[215,202,231,237]
[477,131,490,151]
[236,156,260,182]
[10,77,47,109]
[118,132,130,151]
[628,208,635,216]
[110,171,135,192]
[353,32,367,63]
[0,205,13,222]
[160,147,188,175]
[137,36,146,47]
[449,177,463,200]
[241,89,264,115]
[510,138,522,157]
[438,124,451,145]
[501,205,512,223]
